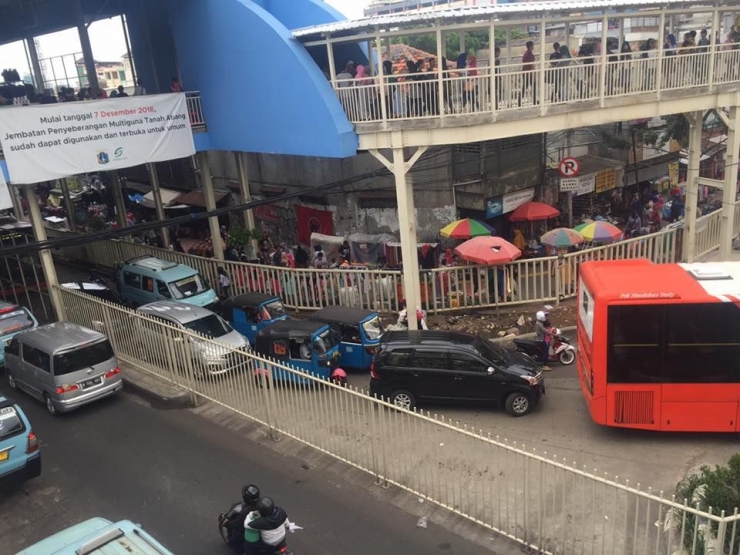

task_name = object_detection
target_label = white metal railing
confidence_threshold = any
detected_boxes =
[185,91,205,128]
[57,285,740,555]
[82,225,682,314]
[333,47,740,125]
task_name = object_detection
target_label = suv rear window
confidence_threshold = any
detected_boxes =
[0,406,24,441]
[54,340,115,376]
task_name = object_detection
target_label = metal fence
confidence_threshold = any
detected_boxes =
[57,286,740,555]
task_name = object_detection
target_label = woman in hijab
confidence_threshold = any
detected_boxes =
[467,55,479,110]
[354,64,373,120]
[455,53,470,109]
[619,41,633,91]
[405,59,421,116]
[557,45,575,101]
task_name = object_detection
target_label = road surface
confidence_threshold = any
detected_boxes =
[0,386,486,555]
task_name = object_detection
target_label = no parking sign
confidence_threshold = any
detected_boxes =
[559,157,580,178]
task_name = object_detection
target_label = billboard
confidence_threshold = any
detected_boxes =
[0,93,195,184]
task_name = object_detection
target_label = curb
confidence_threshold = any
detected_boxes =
[491,325,577,343]
[122,375,194,410]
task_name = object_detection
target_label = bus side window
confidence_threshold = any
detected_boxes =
[607,305,663,383]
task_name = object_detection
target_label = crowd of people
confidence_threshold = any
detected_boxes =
[332,26,740,119]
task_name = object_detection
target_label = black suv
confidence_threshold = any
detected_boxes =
[370,331,545,416]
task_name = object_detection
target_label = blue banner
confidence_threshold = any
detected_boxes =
[485,196,503,219]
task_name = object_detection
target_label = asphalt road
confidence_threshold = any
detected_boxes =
[0,387,486,555]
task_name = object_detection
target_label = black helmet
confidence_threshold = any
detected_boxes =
[256,497,275,517]
[242,484,260,505]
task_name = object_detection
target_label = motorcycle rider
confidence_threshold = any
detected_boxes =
[223,484,261,551]
[244,497,290,554]
[534,311,552,371]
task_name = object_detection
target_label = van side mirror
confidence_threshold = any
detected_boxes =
[487,367,495,375]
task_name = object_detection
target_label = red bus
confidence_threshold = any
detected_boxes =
[577,259,740,432]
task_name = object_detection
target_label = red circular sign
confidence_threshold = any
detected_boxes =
[559,157,580,177]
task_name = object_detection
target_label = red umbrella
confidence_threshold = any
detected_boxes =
[509,202,560,222]
[454,236,522,265]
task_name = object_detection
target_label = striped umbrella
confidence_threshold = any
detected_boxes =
[540,227,585,248]
[573,219,594,233]
[577,221,623,243]
[440,218,496,239]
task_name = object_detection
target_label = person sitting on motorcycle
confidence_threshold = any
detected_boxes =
[244,497,290,554]
[534,311,552,371]
[223,484,261,550]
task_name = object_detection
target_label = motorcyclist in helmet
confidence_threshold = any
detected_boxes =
[223,484,261,550]
[534,311,553,371]
[244,497,290,554]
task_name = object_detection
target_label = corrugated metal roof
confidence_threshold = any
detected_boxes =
[293,0,708,38]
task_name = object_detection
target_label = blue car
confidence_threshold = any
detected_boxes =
[17,517,175,554]
[0,301,38,367]
[308,306,382,371]
[0,395,41,488]
[221,293,289,345]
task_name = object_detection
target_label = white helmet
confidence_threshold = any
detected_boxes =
[536,311,546,322]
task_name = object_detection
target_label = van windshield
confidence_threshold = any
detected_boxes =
[0,406,23,441]
[54,340,115,376]
[261,300,286,320]
[170,274,208,299]
[184,315,233,338]
[361,316,382,340]
[0,308,35,337]
[313,328,336,355]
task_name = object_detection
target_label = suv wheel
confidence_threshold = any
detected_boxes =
[44,394,58,416]
[505,392,532,416]
[389,390,416,411]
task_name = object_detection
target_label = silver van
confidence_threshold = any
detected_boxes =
[136,301,249,377]
[4,323,122,415]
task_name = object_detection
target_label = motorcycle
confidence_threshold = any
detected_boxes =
[219,502,294,555]
[513,327,576,366]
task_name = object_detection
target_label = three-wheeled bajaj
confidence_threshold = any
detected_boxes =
[253,320,339,384]
[220,293,288,345]
[307,306,382,371]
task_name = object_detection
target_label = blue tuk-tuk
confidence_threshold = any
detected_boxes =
[221,293,288,345]
[253,320,339,383]
[307,306,381,371]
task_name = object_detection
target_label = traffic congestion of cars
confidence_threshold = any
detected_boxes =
[2,255,550,551]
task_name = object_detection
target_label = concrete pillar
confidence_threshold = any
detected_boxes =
[199,152,224,261]
[59,179,76,231]
[235,152,257,257]
[75,0,99,91]
[25,186,65,321]
[109,171,128,234]
[393,148,422,330]
[25,37,44,91]
[683,111,702,262]
[9,184,25,222]
[719,106,740,260]
[147,163,170,248]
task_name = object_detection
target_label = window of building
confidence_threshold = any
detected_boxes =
[119,70,126,81]
[607,305,663,383]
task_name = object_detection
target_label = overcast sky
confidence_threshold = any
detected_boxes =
[0,1,370,84]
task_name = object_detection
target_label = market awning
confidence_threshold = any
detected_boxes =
[141,188,183,209]
[176,189,230,208]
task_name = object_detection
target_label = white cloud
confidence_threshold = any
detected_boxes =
[325,0,371,19]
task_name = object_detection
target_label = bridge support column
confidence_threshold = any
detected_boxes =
[109,170,128,236]
[24,186,65,321]
[25,37,44,91]
[59,179,75,231]
[683,111,702,262]
[370,145,427,329]
[235,151,257,258]
[75,0,99,92]
[198,152,224,261]
[720,106,740,260]
[147,163,170,248]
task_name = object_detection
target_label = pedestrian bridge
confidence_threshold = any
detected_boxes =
[295,0,740,149]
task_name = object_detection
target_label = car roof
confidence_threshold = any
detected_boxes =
[15,322,107,354]
[222,292,281,311]
[137,300,216,323]
[16,518,174,555]
[61,282,109,291]
[256,320,327,341]
[123,255,196,279]
[381,330,479,346]
[0,300,20,311]
[308,305,376,325]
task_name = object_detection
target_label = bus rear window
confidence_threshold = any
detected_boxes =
[0,309,35,337]
[607,305,662,383]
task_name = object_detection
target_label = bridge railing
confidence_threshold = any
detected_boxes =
[333,46,740,125]
[57,284,740,555]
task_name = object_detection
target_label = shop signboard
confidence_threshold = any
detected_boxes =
[559,178,579,192]
[502,187,535,213]
[485,196,503,218]
[594,168,617,194]
[0,93,195,184]
[0,165,11,210]
[577,174,595,196]
[668,162,679,187]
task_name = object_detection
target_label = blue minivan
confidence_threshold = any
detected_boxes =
[115,255,219,310]
[0,302,38,367]
[17,517,175,555]
[0,395,41,488]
